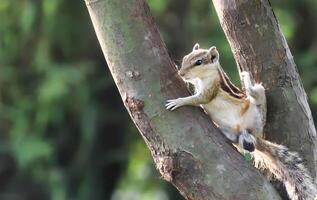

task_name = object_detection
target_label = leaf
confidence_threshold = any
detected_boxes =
[12,137,53,169]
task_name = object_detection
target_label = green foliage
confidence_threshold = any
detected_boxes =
[111,140,169,200]
[243,152,254,163]
[148,0,169,14]
[12,136,53,170]
[0,0,316,200]
[275,9,296,40]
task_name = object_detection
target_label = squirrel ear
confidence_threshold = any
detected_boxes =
[208,46,217,54]
[192,43,200,51]
[208,46,219,63]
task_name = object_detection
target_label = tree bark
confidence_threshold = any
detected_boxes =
[212,0,317,182]
[84,0,281,199]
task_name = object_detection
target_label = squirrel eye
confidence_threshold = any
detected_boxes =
[195,59,203,65]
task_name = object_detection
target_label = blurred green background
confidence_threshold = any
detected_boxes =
[0,0,316,199]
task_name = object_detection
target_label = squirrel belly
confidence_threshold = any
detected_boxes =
[166,43,317,200]
[202,89,245,132]
[203,89,263,141]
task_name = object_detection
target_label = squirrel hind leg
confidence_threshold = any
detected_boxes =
[238,129,256,152]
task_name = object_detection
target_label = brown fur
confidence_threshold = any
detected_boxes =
[240,99,250,116]
[217,68,245,99]
[234,124,241,133]
[181,50,210,70]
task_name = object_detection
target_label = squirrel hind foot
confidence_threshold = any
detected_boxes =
[243,140,255,152]
[238,129,256,152]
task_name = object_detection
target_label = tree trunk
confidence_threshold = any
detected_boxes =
[212,0,317,182]
[84,0,281,199]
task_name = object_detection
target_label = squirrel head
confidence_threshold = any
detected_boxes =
[178,43,220,81]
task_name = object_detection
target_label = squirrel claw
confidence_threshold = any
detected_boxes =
[165,99,183,111]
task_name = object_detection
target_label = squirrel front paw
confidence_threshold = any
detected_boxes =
[240,71,254,90]
[240,71,250,81]
[165,98,185,111]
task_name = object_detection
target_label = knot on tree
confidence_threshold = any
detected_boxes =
[156,150,202,183]
[124,95,144,112]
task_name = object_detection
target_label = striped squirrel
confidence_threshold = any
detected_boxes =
[166,43,317,200]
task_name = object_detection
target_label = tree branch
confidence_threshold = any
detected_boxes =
[84,0,281,199]
[212,0,317,182]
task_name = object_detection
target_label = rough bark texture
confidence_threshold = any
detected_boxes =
[212,0,317,182]
[84,0,281,199]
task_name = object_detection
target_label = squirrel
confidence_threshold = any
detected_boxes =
[166,43,317,200]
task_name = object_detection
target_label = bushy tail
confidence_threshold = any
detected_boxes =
[253,138,317,200]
